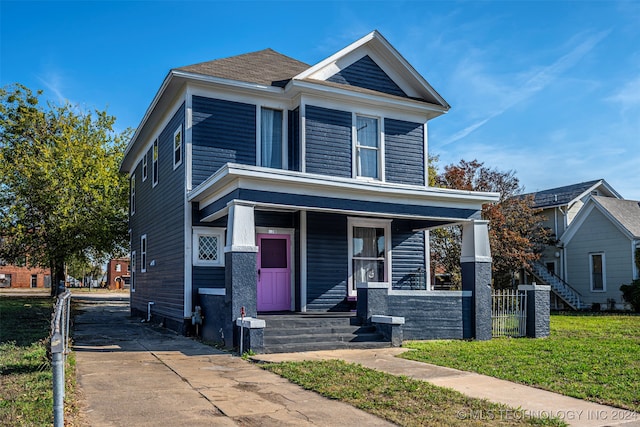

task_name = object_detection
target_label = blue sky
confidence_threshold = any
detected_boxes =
[2,1,639,199]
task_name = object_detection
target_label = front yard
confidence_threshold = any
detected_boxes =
[402,315,640,412]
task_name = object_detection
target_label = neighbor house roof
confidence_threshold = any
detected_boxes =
[522,179,621,209]
[175,48,310,88]
[593,196,640,238]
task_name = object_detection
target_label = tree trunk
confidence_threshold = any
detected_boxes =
[50,259,65,297]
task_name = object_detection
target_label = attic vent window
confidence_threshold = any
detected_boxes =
[591,191,599,196]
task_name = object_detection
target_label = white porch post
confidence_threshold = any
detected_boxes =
[460,220,492,340]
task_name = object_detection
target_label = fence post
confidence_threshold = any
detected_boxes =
[518,284,550,338]
[51,290,71,427]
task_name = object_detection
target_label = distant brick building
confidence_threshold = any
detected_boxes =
[0,264,51,288]
[106,258,130,290]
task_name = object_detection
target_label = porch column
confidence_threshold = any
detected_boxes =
[460,220,492,340]
[224,200,258,349]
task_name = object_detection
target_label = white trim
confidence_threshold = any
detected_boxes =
[256,228,296,311]
[423,122,429,187]
[152,139,159,188]
[347,217,392,297]
[300,210,307,312]
[184,91,193,318]
[424,229,431,288]
[388,290,472,297]
[589,252,606,292]
[130,250,136,292]
[300,102,306,173]
[189,163,499,210]
[142,154,148,181]
[198,287,225,296]
[140,234,147,273]
[173,125,183,170]
[356,282,389,289]
[192,227,225,267]
[130,174,136,216]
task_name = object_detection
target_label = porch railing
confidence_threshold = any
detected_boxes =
[392,268,428,290]
[492,289,527,337]
[50,290,72,427]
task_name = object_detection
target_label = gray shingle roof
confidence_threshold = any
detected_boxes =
[593,196,640,238]
[175,48,310,88]
[523,179,604,208]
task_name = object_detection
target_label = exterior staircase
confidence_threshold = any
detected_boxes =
[260,312,391,354]
[530,261,584,310]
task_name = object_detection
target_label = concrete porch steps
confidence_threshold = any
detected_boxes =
[260,312,391,354]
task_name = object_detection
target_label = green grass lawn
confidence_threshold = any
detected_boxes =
[0,296,79,426]
[402,315,640,412]
[263,360,565,427]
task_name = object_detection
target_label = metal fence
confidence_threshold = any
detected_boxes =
[492,289,527,338]
[50,290,72,427]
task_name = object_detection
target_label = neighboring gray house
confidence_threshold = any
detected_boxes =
[560,196,640,310]
[120,31,500,352]
[521,180,639,310]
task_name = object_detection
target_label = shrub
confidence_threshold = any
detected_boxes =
[620,279,640,312]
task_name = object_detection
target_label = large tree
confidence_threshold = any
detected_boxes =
[0,84,131,295]
[431,159,548,289]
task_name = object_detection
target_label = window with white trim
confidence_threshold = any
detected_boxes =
[355,115,381,179]
[192,227,225,267]
[347,218,391,296]
[130,174,135,215]
[590,252,606,292]
[130,251,136,291]
[260,107,283,169]
[142,154,148,181]
[140,235,147,273]
[173,126,182,169]
[152,139,159,187]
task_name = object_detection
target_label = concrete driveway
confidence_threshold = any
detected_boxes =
[72,296,394,426]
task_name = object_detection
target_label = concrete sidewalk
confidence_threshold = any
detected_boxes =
[72,297,393,426]
[253,349,640,427]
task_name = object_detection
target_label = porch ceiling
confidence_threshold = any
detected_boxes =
[189,163,499,223]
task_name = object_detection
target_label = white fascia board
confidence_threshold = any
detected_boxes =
[189,163,499,211]
[121,71,175,173]
[293,31,377,81]
[288,80,447,119]
[290,30,449,110]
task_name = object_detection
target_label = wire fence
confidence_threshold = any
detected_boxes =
[492,289,527,338]
[50,290,72,427]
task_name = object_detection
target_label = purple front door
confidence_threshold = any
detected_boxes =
[257,234,291,311]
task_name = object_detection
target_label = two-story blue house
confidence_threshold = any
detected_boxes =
[120,31,499,352]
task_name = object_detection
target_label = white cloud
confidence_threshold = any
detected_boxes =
[606,75,640,111]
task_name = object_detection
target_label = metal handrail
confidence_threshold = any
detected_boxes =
[531,261,583,297]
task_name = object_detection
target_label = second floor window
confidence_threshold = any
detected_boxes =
[152,139,159,187]
[173,126,182,169]
[130,175,135,215]
[355,115,380,179]
[142,154,147,181]
[261,108,283,169]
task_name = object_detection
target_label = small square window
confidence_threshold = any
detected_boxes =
[192,227,225,266]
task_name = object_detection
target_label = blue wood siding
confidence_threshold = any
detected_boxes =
[192,266,225,293]
[385,119,425,186]
[130,103,186,323]
[327,55,407,98]
[306,212,349,311]
[305,105,352,178]
[288,108,300,171]
[391,220,426,289]
[191,96,256,186]
[255,211,295,228]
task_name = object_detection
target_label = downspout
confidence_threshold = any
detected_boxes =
[142,301,155,322]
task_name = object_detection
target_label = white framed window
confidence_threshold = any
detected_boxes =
[590,252,606,292]
[141,234,147,273]
[192,227,225,267]
[142,154,148,181]
[130,174,135,216]
[152,139,159,187]
[347,217,391,296]
[115,263,122,272]
[173,126,182,169]
[130,251,136,292]
[354,115,381,180]
[260,107,283,169]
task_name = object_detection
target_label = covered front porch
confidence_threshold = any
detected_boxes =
[189,164,498,352]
